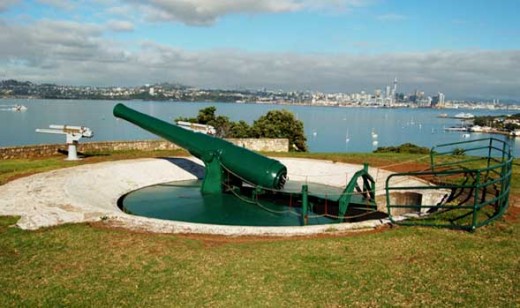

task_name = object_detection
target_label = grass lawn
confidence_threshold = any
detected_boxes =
[1,150,519,306]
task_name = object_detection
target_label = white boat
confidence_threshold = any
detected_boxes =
[13,104,28,111]
[510,129,520,136]
[444,126,469,132]
[454,112,474,119]
[0,104,28,112]
[470,125,492,132]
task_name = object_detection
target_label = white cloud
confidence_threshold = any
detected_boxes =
[36,0,77,10]
[122,0,372,26]
[0,0,19,12]
[107,20,134,32]
[0,19,519,99]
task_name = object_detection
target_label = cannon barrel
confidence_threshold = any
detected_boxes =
[113,103,287,190]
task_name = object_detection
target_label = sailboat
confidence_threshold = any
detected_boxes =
[13,104,28,111]
[0,104,28,111]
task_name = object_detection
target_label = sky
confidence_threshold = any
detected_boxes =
[0,0,519,100]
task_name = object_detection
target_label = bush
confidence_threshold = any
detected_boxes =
[251,110,307,152]
[452,148,466,156]
[176,107,308,151]
[374,143,431,154]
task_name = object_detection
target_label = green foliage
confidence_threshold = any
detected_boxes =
[473,115,496,127]
[251,109,307,152]
[228,120,251,138]
[196,106,217,124]
[373,143,430,154]
[473,114,520,132]
[452,147,466,156]
[504,122,520,131]
[176,106,231,137]
[176,107,307,151]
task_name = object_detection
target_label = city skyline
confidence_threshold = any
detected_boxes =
[1,78,506,109]
[0,0,519,100]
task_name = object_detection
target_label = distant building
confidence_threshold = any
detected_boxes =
[439,92,445,105]
[391,77,397,98]
[432,92,445,108]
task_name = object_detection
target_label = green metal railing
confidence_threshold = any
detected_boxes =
[385,138,513,231]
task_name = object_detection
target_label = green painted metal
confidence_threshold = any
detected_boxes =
[387,138,513,231]
[201,156,223,194]
[113,103,287,194]
[338,163,376,221]
[301,184,309,225]
[113,103,380,226]
[120,180,336,226]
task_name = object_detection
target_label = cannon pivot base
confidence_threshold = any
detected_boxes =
[201,157,224,194]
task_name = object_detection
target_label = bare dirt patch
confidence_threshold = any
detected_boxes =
[90,219,392,246]
[383,162,430,173]
[503,195,520,223]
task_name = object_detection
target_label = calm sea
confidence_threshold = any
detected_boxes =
[0,99,516,155]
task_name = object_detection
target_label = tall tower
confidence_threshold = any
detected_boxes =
[392,77,397,97]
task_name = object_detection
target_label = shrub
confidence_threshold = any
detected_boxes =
[374,143,431,154]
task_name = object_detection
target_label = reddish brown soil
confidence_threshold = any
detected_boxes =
[381,162,431,173]
[503,194,520,223]
[90,220,392,247]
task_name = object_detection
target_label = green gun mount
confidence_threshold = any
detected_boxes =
[113,103,287,194]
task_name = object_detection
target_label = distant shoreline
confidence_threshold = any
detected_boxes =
[1,96,519,112]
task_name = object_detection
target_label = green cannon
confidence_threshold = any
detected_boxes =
[113,103,287,194]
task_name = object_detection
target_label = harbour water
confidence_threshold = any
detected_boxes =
[0,99,517,155]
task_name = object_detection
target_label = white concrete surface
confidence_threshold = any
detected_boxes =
[0,157,443,235]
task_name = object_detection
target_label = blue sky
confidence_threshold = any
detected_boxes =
[0,0,519,99]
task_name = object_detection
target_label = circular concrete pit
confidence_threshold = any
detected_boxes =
[0,157,445,236]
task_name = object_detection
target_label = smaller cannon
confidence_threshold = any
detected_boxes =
[113,104,287,193]
[36,125,93,160]
[176,121,216,135]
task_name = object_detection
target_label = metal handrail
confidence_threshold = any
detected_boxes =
[387,138,513,231]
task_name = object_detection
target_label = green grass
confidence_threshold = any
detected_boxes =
[0,217,518,306]
[0,149,188,185]
[0,150,519,306]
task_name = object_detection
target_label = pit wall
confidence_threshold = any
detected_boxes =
[0,138,289,160]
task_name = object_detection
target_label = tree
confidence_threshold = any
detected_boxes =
[251,109,307,152]
[208,115,232,138]
[196,106,217,124]
[228,120,251,138]
[452,148,466,156]
[504,122,520,132]
[175,107,308,151]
